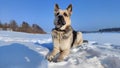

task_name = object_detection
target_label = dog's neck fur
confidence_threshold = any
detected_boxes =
[54,26,73,33]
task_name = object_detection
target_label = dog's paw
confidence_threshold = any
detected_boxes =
[57,58,64,62]
[47,55,54,62]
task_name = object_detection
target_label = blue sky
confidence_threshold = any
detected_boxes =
[0,0,120,32]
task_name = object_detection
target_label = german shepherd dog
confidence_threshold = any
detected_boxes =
[47,4,84,62]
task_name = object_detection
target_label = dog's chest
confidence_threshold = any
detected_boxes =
[52,30,72,50]
[52,31,69,42]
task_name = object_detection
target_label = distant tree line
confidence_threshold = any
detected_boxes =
[99,28,120,32]
[81,27,120,33]
[0,20,46,34]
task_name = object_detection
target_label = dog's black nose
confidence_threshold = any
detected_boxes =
[58,15,66,25]
[58,15,63,19]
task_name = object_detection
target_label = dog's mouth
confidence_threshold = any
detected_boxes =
[57,19,65,26]
[58,17,66,25]
[55,15,66,28]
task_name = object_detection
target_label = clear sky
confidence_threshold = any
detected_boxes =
[0,0,120,32]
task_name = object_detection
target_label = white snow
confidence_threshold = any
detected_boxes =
[24,56,31,62]
[0,31,120,68]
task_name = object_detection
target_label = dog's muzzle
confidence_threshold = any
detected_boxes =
[57,15,66,25]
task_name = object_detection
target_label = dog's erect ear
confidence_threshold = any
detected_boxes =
[54,4,59,12]
[67,4,72,15]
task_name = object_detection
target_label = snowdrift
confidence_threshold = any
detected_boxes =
[0,31,120,68]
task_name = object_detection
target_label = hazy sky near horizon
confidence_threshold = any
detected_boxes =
[0,0,120,32]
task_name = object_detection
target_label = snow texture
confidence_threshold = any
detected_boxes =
[0,31,120,68]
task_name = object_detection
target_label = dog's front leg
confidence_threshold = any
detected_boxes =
[57,49,70,62]
[47,47,60,62]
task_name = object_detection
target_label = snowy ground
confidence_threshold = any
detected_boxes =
[0,31,120,68]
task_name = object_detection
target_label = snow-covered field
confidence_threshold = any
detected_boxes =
[0,31,120,68]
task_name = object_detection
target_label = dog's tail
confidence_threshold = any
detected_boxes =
[83,40,88,43]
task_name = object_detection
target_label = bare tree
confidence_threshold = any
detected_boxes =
[9,20,18,31]
[32,24,46,34]
[20,21,32,32]
[0,21,3,28]
[3,23,9,30]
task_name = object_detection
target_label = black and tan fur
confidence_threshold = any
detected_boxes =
[47,4,83,62]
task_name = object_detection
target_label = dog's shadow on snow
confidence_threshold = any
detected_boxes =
[0,43,47,68]
[35,42,53,52]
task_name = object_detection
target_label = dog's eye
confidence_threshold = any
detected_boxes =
[63,13,68,17]
[56,12,59,16]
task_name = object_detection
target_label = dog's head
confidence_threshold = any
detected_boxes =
[54,4,72,30]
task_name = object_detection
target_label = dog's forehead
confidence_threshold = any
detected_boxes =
[58,9,68,14]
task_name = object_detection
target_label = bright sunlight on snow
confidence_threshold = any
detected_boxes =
[0,31,120,68]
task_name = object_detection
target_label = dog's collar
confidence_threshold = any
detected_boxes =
[54,28,66,32]
[54,26,73,32]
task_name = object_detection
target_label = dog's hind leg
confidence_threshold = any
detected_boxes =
[73,32,83,48]
[77,32,83,46]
